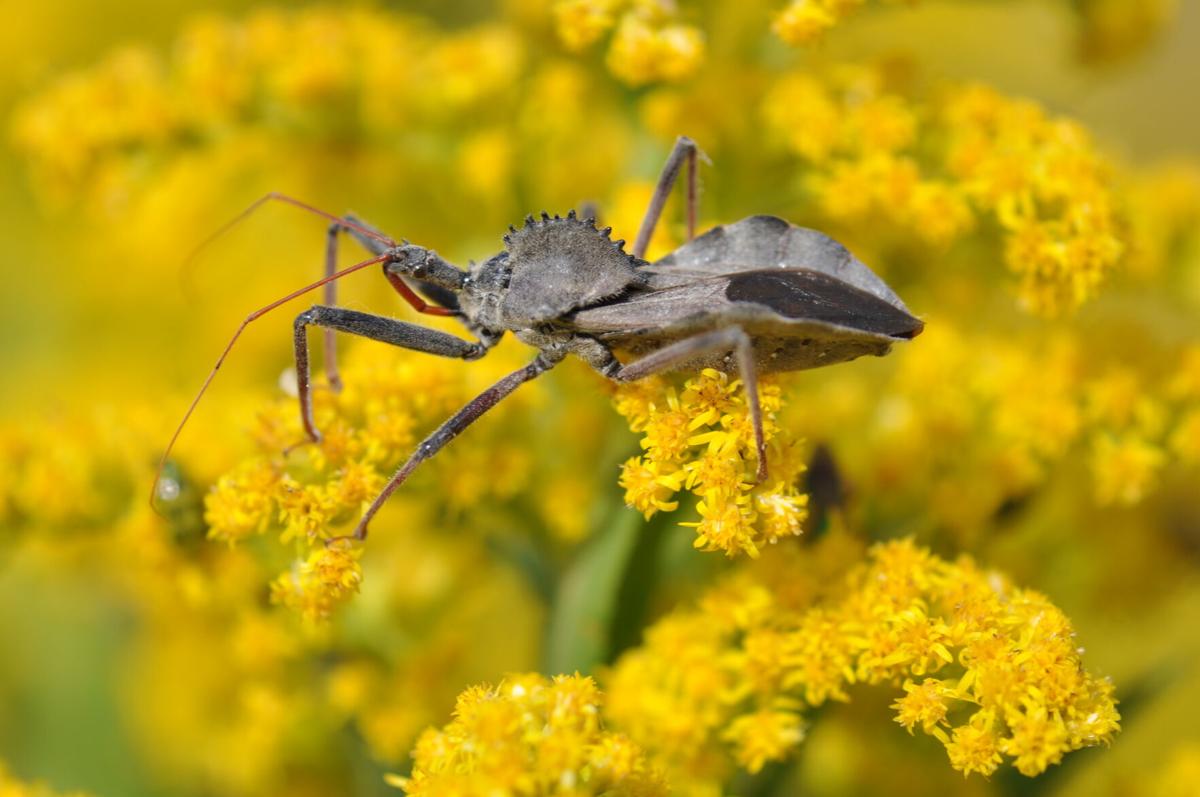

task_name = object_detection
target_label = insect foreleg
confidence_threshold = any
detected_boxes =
[633,135,705,259]
[293,306,489,444]
[612,327,768,482]
[337,351,563,543]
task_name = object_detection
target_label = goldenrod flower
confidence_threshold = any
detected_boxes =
[396,674,667,796]
[198,340,552,620]
[944,716,1004,777]
[1090,433,1166,506]
[893,678,951,735]
[269,544,363,623]
[762,68,1125,315]
[772,0,840,46]
[554,0,621,51]
[551,0,705,86]
[605,535,1120,784]
[614,370,807,557]
[771,0,1175,63]
[722,707,806,774]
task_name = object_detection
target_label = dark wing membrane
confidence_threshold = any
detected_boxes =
[725,270,923,339]
[645,215,911,313]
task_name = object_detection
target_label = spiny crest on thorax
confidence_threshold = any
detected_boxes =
[499,209,647,327]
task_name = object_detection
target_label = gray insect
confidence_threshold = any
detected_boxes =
[155,136,923,540]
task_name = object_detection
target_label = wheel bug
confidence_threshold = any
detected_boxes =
[153,136,923,541]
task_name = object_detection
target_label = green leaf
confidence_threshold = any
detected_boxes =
[544,505,643,675]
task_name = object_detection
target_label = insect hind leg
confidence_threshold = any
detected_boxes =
[632,136,707,260]
[610,326,768,482]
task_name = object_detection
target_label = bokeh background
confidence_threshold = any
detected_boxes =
[1,1,1198,795]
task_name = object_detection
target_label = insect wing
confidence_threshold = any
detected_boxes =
[723,270,922,339]
[644,214,911,314]
[571,269,920,340]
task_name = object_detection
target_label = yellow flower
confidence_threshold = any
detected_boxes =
[1000,704,1071,777]
[770,0,1176,64]
[554,0,620,51]
[619,456,682,518]
[551,0,704,86]
[615,369,808,556]
[605,536,1120,785]
[270,544,363,623]
[1090,433,1166,506]
[772,0,839,45]
[762,68,1127,315]
[722,707,806,773]
[687,489,758,557]
[10,5,1189,794]
[606,15,705,86]
[893,678,951,735]
[944,715,1003,778]
[398,674,667,796]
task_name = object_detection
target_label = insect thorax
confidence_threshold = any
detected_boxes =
[491,213,646,330]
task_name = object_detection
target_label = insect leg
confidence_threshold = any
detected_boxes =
[632,135,705,259]
[293,306,488,444]
[321,223,344,391]
[612,327,768,482]
[339,351,563,542]
[153,253,391,509]
[321,216,448,391]
[183,193,395,285]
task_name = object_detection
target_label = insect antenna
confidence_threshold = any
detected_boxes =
[151,251,391,513]
[181,191,397,294]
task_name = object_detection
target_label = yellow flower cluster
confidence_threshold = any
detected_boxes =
[855,323,1087,533]
[762,66,1124,315]
[781,323,1200,540]
[604,535,1119,786]
[0,392,545,793]
[395,673,667,796]
[552,0,704,86]
[268,543,363,624]
[203,341,541,620]
[0,764,90,797]
[0,409,143,532]
[11,7,523,205]
[772,0,1175,63]
[614,369,809,557]
[772,0,866,45]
